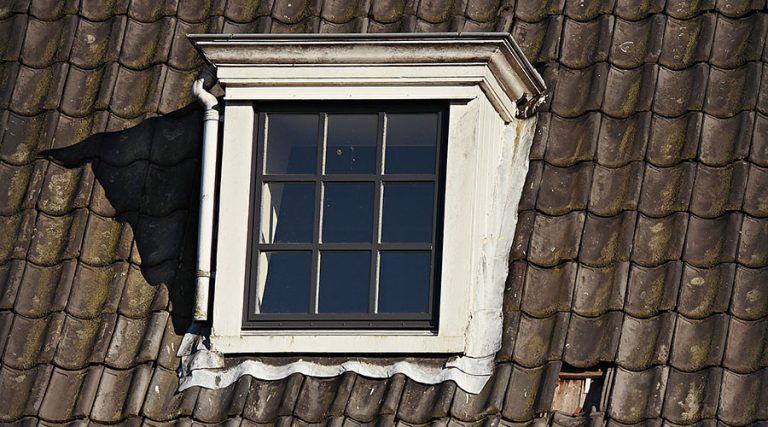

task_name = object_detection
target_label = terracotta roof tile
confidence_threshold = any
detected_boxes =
[602,64,657,118]
[544,113,599,166]
[723,316,768,373]
[683,213,741,267]
[510,16,563,65]
[613,0,664,21]
[588,162,642,216]
[615,312,674,370]
[54,313,115,369]
[127,0,168,23]
[737,215,768,267]
[450,363,510,422]
[69,17,122,69]
[80,0,124,22]
[501,361,560,422]
[653,65,708,117]
[512,313,568,367]
[610,15,664,68]
[744,164,768,217]
[562,0,614,21]
[624,261,682,318]
[730,265,768,320]
[0,112,47,165]
[194,376,252,423]
[658,14,716,70]
[38,366,87,422]
[79,213,134,266]
[579,212,635,266]
[715,0,767,18]
[521,262,576,318]
[608,366,668,424]
[536,163,593,215]
[670,314,728,372]
[563,312,622,367]
[14,261,72,318]
[631,213,688,266]
[551,64,608,117]
[677,263,735,319]
[120,18,175,70]
[661,367,721,424]
[528,212,585,267]
[572,262,628,317]
[646,113,701,167]
[716,368,768,426]
[0,14,27,61]
[559,17,612,69]
[704,62,761,118]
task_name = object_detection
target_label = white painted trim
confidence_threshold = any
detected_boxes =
[188,33,544,394]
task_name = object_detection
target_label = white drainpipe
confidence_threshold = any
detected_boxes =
[192,69,219,321]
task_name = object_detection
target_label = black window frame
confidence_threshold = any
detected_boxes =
[242,101,449,330]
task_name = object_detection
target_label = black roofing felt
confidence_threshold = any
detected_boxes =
[0,0,767,425]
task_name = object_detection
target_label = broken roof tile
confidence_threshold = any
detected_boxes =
[579,211,635,267]
[646,113,701,167]
[536,162,593,215]
[608,366,668,424]
[521,262,577,318]
[659,14,716,70]
[661,367,722,424]
[737,215,768,268]
[723,316,768,373]
[544,113,600,167]
[513,313,568,368]
[625,261,682,318]
[615,312,674,370]
[669,313,728,371]
[572,262,628,317]
[631,213,688,266]
[588,162,643,216]
[559,16,612,69]
[678,263,735,319]
[610,15,664,69]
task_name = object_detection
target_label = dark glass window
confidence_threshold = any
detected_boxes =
[245,102,446,329]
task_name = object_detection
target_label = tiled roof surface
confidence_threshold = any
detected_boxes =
[0,0,766,425]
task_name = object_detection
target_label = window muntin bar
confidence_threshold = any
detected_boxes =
[246,102,446,329]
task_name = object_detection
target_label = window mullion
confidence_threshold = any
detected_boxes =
[310,113,327,315]
[369,112,386,314]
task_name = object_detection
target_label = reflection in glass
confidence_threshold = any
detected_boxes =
[260,183,315,243]
[378,251,431,313]
[326,114,378,174]
[385,113,438,174]
[319,251,371,313]
[381,182,434,243]
[257,251,311,313]
[265,114,318,174]
[322,183,374,243]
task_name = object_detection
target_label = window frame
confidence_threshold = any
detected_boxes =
[189,33,546,367]
[243,101,449,330]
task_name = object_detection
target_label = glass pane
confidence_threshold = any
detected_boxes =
[257,251,312,313]
[260,183,315,243]
[378,251,431,313]
[319,251,371,313]
[322,183,374,243]
[385,113,438,174]
[381,182,434,243]
[325,114,378,174]
[265,114,318,174]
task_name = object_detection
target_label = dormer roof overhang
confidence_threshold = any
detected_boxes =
[189,32,547,120]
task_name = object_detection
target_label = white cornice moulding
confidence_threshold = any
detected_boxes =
[189,33,547,119]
